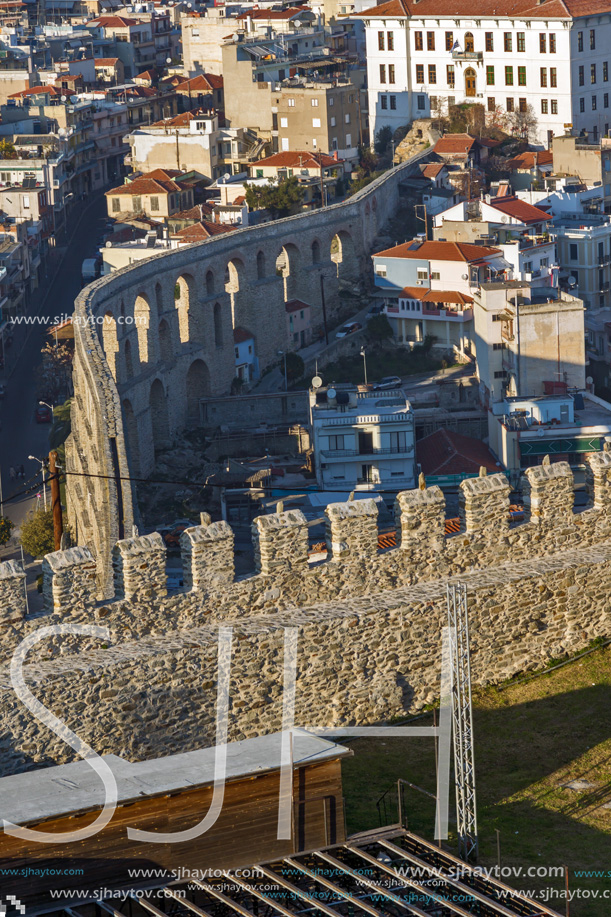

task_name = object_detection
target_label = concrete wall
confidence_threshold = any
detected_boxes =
[67,148,431,596]
[200,391,309,431]
[2,456,611,775]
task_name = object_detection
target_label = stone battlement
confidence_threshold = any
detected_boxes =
[3,457,611,629]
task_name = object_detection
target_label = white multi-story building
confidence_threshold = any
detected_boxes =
[359,0,611,146]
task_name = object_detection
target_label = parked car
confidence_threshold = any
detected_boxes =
[336,322,363,339]
[366,304,384,319]
[374,376,402,391]
[35,405,52,423]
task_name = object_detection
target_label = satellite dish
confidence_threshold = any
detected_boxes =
[105,240,112,247]
[501,216,509,223]
[568,276,577,287]
[223,172,231,181]
[461,273,468,280]
[587,376,593,384]
[231,33,239,41]
[537,428,545,437]
[293,19,301,27]
[61,95,67,101]
[327,387,337,400]
[312,375,322,388]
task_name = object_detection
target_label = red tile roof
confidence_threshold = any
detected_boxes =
[374,240,501,262]
[175,73,223,92]
[95,58,120,66]
[421,163,445,179]
[417,428,501,476]
[88,15,140,26]
[256,150,339,169]
[285,298,312,313]
[173,221,234,241]
[356,0,590,20]
[434,134,477,155]
[171,203,215,220]
[106,177,185,196]
[9,84,59,98]
[489,195,551,224]
[135,69,157,80]
[150,107,214,128]
[234,326,253,344]
[421,290,474,304]
[507,150,554,170]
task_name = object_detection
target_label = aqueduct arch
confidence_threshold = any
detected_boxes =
[149,378,170,452]
[186,358,211,425]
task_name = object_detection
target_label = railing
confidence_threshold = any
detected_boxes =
[452,50,483,60]
[321,445,411,458]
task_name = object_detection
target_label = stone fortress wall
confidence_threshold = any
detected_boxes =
[67,150,430,597]
[0,456,611,776]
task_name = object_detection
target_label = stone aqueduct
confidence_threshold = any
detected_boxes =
[66,153,428,595]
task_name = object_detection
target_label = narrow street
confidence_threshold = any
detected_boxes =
[0,194,108,532]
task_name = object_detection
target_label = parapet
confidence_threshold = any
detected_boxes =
[0,560,26,623]
[585,448,611,509]
[325,498,378,561]
[522,461,574,527]
[395,486,445,548]
[181,519,234,591]
[252,509,308,575]
[42,546,97,613]
[459,473,511,536]
[112,533,167,602]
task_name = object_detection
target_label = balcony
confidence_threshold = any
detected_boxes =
[421,305,473,321]
[321,445,412,459]
[452,50,483,60]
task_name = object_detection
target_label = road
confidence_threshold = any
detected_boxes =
[0,194,108,533]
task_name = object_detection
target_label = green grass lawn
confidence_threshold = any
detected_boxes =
[342,645,611,915]
[323,345,455,385]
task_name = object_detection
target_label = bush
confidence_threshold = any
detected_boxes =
[284,352,304,382]
[20,508,54,559]
[374,126,393,156]
[366,314,394,343]
[0,516,13,546]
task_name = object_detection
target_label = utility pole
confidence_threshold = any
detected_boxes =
[49,450,63,552]
[319,152,325,208]
[175,129,180,171]
[319,273,329,345]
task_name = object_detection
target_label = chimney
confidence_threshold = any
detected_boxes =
[333,150,338,161]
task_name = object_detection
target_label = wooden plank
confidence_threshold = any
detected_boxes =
[221,871,299,917]
[284,856,382,917]
[316,850,429,916]
[257,864,340,917]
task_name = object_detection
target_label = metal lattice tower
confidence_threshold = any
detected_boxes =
[447,582,478,862]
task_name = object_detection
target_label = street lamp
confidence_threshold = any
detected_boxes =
[39,400,53,413]
[28,455,48,511]
[277,350,288,391]
[360,347,368,385]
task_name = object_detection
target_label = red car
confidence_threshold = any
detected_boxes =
[35,405,52,423]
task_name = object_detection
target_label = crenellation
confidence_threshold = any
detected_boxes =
[252,509,309,575]
[459,474,512,536]
[0,561,26,623]
[394,486,445,550]
[42,547,98,614]
[112,533,167,602]
[522,461,575,528]
[585,449,611,510]
[324,499,379,562]
[181,520,235,591]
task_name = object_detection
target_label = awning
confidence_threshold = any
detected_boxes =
[520,436,602,456]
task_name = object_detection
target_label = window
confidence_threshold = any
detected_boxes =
[551,99,558,114]
[378,30,385,51]
[311,98,319,107]
[605,93,609,108]
[592,63,597,84]
[592,95,597,110]
[518,66,526,86]
[380,64,386,83]
[280,116,288,127]
[488,97,496,112]
[550,67,557,87]
[504,32,512,52]
[465,32,474,52]
[578,31,583,52]
[287,98,295,106]
[328,434,345,451]
[446,31,453,51]
[417,94,426,110]
[417,268,428,280]
[313,117,321,127]
[389,64,395,83]
[505,66,514,86]
[591,28,596,50]
[416,64,424,83]
[414,31,423,50]
[427,31,435,50]
[579,65,584,86]
[523,261,533,273]
[605,62,609,82]
[570,243,578,260]
[381,96,388,109]
[541,99,548,114]
[389,431,406,452]
[330,115,336,125]
[486,65,495,85]
[517,32,525,52]
[329,97,334,106]
[485,32,493,51]
[132,195,142,212]
[388,31,394,50]
[447,64,455,87]
[150,195,159,211]
[550,33,556,52]
[312,138,317,147]
[580,97,585,113]
[507,97,514,112]
[346,133,351,146]
[540,67,547,87]
[519,97,527,112]
[112,197,120,212]
[540,33,546,53]
[428,64,436,84]
[390,95,396,109]
[345,113,351,123]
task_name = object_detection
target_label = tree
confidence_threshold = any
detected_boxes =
[244,176,305,218]
[358,144,378,176]
[37,341,73,405]
[366,314,393,343]
[284,351,304,382]
[20,508,54,559]
[0,516,13,546]
[508,104,538,143]
[374,125,393,156]
[0,140,18,160]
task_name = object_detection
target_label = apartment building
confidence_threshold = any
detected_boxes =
[555,213,611,310]
[275,80,361,164]
[181,10,234,77]
[372,238,513,355]
[309,384,417,492]
[359,0,611,146]
[105,170,194,220]
[86,15,156,78]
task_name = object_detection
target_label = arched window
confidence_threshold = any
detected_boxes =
[465,31,474,52]
[256,250,266,279]
[214,302,223,347]
[206,270,214,295]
